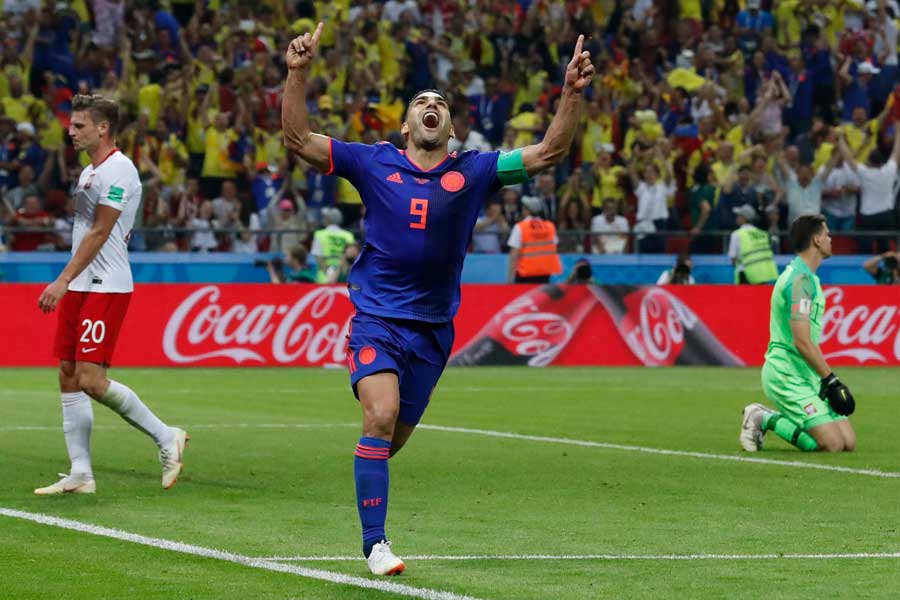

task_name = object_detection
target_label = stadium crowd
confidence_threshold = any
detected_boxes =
[1,0,900,259]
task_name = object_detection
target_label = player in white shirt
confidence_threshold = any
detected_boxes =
[35,94,188,495]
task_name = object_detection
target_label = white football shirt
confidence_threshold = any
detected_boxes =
[69,149,142,293]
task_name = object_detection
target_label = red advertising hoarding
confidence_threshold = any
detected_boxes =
[3,284,899,367]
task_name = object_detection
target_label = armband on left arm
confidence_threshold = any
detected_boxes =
[497,149,529,186]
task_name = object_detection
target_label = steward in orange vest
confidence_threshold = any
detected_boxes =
[507,195,563,283]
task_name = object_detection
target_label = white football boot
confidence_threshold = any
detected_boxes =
[159,427,189,489]
[739,403,767,452]
[367,540,406,576]
[34,472,96,495]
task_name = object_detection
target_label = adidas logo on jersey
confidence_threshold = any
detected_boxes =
[386,172,404,184]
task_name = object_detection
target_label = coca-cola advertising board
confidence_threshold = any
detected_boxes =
[3,284,900,367]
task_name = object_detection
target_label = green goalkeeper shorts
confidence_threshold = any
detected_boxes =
[761,360,846,430]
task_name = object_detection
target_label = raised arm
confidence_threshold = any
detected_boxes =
[863,251,892,275]
[890,125,900,165]
[519,35,594,176]
[838,133,858,171]
[282,22,332,173]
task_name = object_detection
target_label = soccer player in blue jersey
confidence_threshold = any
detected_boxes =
[282,23,594,575]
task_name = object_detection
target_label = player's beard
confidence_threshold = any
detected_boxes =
[412,124,448,152]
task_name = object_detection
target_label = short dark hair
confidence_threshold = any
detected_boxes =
[790,214,827,252]
[71,94,121,137]
[404,89,449,121]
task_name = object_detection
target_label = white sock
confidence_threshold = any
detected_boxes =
[61,391,93,477]
[100,380,174,448]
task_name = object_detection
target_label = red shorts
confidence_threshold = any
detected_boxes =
[53,291,132,366]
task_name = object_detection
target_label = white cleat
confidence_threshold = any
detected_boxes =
[367,540,406,576]
[740,403,767,452]
[159,427,189,489]
[34,472,96,495]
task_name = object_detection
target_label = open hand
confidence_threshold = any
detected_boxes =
[564,35,594,93]
[285,22,324,74]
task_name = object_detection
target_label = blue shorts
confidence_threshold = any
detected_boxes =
[347,312,454,426]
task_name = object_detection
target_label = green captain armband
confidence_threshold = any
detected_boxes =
[497,149,530,185]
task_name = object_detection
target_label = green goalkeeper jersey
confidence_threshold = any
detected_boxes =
[764,256,825,376]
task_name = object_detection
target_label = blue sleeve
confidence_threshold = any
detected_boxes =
[474,150,503,193]
[326,139,375,184]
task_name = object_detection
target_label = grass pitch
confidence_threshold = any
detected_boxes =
[1,367,899,599]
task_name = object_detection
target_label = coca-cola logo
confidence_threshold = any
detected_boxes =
[162,286,352,366]
[622,288,698,366]
[820,288,899,363]
[496,296,573,367]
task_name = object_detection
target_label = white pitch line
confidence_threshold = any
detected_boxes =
[258,552,900,562]
[0,508,481,600]
[0,423,357,432]
[6,421,900,479]
[417,424,900,480]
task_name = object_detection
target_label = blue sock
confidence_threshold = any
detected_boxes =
[354,436,391,558]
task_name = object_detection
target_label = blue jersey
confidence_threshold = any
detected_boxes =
[328,140,502,322]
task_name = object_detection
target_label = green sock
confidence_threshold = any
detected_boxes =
[762,413,817,452]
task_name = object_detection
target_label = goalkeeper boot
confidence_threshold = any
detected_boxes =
[739,403,767,452]
[159,427,189,489]
[34,472,96,495]
[367,540,406,576]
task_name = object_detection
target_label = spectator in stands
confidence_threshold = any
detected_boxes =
[689,164,717,254]
[311,207,355,284]
[187,200,218,252]
[657,253,696,285]
[472,201,509,254]
[556,170,591,253]
[448,114,491,154]
[629,150,674,254]
[590,147,625,217]
[9,195,51,251]
[267,245,317,284]
[500,187,522,228]
[839,127,900,254]
[591,198,629,255]
[775,150,836,227]
[211,179,241,222]
[53,197,75,251]
[534,171,559,223]
[507,195,562,284]
[3,163,40,215]
[728,204,778,284]
[839,58,878,123]
[822,157,860,234]
[268,196,308,255]
[863,251,900,284]
[717,165,759,232]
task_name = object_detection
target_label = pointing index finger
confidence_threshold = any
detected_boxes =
[310,21,324,49]
[572,34,584,61]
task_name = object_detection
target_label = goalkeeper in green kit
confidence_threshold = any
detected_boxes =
[740,214,856,453]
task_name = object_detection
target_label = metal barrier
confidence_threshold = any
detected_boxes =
[1,226,898,254]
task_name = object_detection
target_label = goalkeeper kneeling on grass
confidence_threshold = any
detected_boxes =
[741,214,856,453]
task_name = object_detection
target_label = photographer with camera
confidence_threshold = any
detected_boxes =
[263,245,317,284]
[863,250,900,284]
[656,252,695,285]
[566,258,596,284]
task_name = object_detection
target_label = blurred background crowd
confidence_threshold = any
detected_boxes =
[1,0,900,261]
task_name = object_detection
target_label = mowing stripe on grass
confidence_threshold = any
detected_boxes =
[258,552,900,562]
[417,424,900,480]
[0,508,481,600]
[6,421,900,479]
